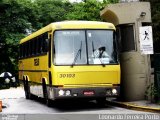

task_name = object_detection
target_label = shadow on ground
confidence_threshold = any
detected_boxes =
[35,97,114,112]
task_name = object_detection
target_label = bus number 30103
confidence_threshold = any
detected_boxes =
[59,74,75,78]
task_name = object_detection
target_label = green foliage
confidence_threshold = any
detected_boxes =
[0,0,38,74]
[66,0,118,21]
[145,83,158,102]
[150,1,160,53]
[35,0,72,27]
[66,0,99,20]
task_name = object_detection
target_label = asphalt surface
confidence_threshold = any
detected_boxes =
[0,87,159,120]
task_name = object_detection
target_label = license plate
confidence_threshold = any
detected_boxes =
[83,91,94,96]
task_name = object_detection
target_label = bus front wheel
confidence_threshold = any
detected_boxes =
[42,79,52,107]
[24,79,33,100]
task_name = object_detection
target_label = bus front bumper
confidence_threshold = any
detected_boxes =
[48,86,120,100]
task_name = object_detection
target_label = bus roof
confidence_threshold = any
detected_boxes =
[20,21,115,44]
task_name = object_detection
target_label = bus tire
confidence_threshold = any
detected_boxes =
[23,77,26,91]
[42,79,52,107]
[24,79,32,99]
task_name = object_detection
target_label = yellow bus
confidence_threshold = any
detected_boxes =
[19,21,120,106]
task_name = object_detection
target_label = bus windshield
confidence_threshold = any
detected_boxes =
[54,30,118,65]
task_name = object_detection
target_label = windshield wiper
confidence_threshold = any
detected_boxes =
[92,41,95,59]
[71,41,82,67]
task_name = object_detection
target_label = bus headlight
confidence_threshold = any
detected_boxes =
[58,90,65,96]
[65,90,71,96]
[112,89,117,95]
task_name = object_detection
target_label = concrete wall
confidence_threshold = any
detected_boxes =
[120,52,149,101]
[100,2,152,101]
[101,2,151,26]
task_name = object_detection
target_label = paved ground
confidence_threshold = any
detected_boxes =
[0,87,159,120]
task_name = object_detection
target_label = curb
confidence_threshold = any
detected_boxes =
[106,100,160,113]
[0,100,2,112]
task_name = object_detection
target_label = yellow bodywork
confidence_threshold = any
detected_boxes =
[19,21,120,89]
[19,55,48,83]
[53,65,120,88]
[20,21,115,44]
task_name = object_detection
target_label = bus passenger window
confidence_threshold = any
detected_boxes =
[23,43,26,57]
[26,42,29,57]
[28,41,31,56]
[39,35,43,53]
[42,33,48,53]
[31,40,34,55]
[36,37,40,54]
[22,44,24,57]
[35,38,38,54]
[19,44,22,58]
[33,39,37,55]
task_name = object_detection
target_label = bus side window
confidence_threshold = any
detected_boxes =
[37,36,41,54]
[42,33,48,53]
[23,43,26,57]
[28,41,31,56]
[32,40,34,56]
[19,44,22,58]
[21,43,23,57]
[39,35,43,54]
[36,38,38,55]
[26,42,29,57]
[33,38,37,55]
[31,40,34,55]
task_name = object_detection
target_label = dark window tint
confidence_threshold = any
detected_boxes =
[20,32,48,58]
[117,24,135,52]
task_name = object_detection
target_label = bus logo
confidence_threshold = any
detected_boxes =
[34,58,39,66]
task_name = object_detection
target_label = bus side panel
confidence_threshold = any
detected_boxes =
[19,55,48,97]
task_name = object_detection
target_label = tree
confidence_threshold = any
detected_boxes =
[66,0,118,20]
[0,0,39,74]
[150,0,160,53]
[34,0,72,27]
